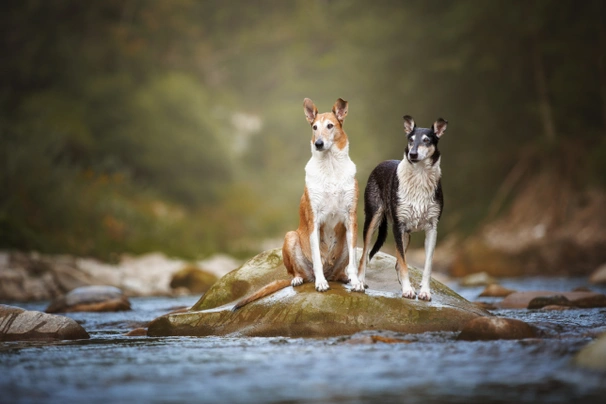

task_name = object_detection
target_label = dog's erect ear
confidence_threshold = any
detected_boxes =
[433,118,448,138]
[403,115,415,135]
[332,98,348,124]
[303,98,318,124]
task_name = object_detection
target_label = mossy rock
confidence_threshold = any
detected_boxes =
[148,249,490,338]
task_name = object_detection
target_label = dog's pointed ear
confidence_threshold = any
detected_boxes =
[332,98,348,124]
[433,118,448,138]
[303,98,318,124]
[403,115,415,135]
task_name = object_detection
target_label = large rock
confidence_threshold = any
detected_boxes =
[148,249,490,338]
[0,305,90,341]
[45,285,131,313]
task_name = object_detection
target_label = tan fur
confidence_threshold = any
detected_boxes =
[232,280,292,311]
[233,98,359,310]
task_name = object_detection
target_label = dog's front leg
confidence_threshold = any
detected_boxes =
[309,224,329,292]
[394,224,415,299]
[418,226,437,301]
[346,215,364,292]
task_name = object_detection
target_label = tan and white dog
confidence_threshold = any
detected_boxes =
[233,98,364,310]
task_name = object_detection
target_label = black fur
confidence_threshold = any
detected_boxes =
[362,126,444,260]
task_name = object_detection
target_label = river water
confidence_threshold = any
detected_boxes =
[1,277,606,404]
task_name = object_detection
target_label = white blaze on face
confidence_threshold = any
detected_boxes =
[408,134,435,161]
[311,117,337,152]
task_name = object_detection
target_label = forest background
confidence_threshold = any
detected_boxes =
[2,0,605,263]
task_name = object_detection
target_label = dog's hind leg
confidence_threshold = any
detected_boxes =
[393,223,415,299]
[283,231,313,286]
[418,226,437,301]
[357,209,384,291]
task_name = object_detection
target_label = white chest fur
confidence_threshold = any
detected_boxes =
[396,158,442,232]
[305,148,357,228]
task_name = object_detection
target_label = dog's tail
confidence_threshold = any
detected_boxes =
[369,215,388,260]
[232,279,292,311]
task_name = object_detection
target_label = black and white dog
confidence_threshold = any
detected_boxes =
[357,115,447,301]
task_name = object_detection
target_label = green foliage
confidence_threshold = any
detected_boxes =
[1,0,605,259]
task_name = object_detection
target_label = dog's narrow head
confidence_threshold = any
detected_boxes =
[403,115,447,164]
[304,98,349,153]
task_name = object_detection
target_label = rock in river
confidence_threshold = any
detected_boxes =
[457,317,537,341]
[0,305,90,341]
[479,283,516,298]
[46,285,131,313]
[498,291,606,309]
[574,332,606,371]
[148,249,490,338]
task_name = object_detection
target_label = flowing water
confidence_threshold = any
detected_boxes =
[1,278,606,404]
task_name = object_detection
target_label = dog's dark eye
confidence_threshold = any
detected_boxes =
[313,125,317,130]
[327,123,334,129]
[423,137,430,143]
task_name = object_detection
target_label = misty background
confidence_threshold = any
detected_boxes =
[1,0,605,265]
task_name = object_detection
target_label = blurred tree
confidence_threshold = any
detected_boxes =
[1,0,604,259]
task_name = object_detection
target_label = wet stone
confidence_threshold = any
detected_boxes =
[148,248,490,338]
[459,272,498,287]
[46,285,131,313]
[0,304,90,341]
[124,328,147,337]
[499,291,606,309]
[574,332,606,371]
[479,283,516,298]
[457,317,537,341]
[528,295,570,309]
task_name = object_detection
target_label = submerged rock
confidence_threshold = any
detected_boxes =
[148,249,490,338]
[0,305,90,341]
[46,285,131,313]
[457,317,537,341]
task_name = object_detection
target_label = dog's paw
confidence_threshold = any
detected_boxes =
[402,288,416,299]
[418,289,432,301]
[291,276,304,287]
[315,279,330,292]
[350,280,366,293]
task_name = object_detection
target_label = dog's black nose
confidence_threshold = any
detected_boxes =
[315,139,324,150]
[409,152,418,160]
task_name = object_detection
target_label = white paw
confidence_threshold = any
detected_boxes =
[291,276,304,287]
[350,279,366,293]
[418,289,432,301]
[402,287,416,299]
[315,279,330,292]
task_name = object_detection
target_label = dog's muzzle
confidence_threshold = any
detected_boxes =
[408,151,419,162]
[315,139,324,151]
